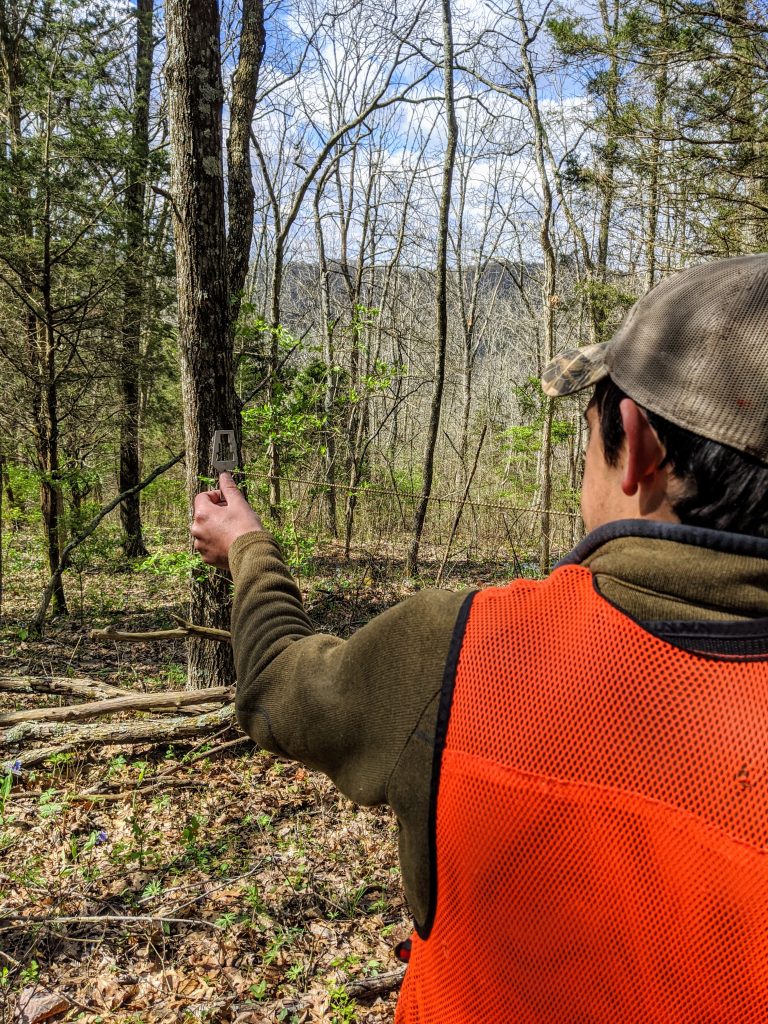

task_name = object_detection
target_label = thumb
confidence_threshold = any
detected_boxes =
[218,471,239,493]
[217,472,246,504]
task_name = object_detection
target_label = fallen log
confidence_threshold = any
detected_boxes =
[0,686,235,726]
[4,704,237,767]
[0,676,132,700]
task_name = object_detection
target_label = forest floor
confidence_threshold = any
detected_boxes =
[0,537,514,1024]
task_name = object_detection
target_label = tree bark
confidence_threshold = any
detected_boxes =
[166,0,239,688]
[406,0,457,576]
[119,0,154,558]
[39,135,67,616]
[226,0,264,326]
[314,178,339,537]
[515,0,558,572]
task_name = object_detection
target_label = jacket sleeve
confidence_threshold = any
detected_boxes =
[229,530,469,808]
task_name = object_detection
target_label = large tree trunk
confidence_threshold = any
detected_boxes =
[119,0,154,558]
[406,0,457,577]
[166,0,239,688]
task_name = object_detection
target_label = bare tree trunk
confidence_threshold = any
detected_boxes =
[268,250,283,516]
[226,0,264,325]
[40,139,67,615]
[119,0,154,558]
[515,0,557,572]
[166,0,239,688]
[595,0,620,299]
[314,180,339,537]
[406,0,457,577]
[3,9,67,615]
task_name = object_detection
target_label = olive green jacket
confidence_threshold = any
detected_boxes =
[230,520,768,929]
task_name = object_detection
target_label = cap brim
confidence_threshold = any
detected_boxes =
[541,343,610,398]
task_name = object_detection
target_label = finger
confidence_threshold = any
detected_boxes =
[217,472,244,502]
[193,492,214,515]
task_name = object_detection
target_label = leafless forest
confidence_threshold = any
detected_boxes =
[0,0,766,1018]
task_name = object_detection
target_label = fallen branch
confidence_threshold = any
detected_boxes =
[5,704,237,767]
[92,615,230,644]
[266,967,406,1018]
[70,778,207,803]
[0,686,235,726]
[0,913,224,932]
[345,967,407,999]
[31,450,184,634]
[0,676,134,700]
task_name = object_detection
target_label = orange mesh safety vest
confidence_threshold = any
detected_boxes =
[396,565,768,1024]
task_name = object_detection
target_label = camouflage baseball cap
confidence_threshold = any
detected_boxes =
[541,254,768,463]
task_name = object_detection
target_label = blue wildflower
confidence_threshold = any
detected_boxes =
[10,759,22,776]
[95,830,108,845]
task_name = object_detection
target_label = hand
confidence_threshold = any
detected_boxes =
[190,472,264,572]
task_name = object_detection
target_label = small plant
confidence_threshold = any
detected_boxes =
[20,960,40,986]
[181,812,203,849]
[131,760,150,784]
[248,979,268,1001]
[38,788,66,820]
[106,754,127,779]
[45,751,77,782]
[141,878,163,901]
[135,550,209,583]
[263,927,301,966]
[0,769,14,824]
[327,984,358,1024]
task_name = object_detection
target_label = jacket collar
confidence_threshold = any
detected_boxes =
[557,520,768,622]
[559,519,768,567]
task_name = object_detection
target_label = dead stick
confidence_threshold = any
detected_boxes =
[93,620,231,643]
[435,424,488,586]
[70,779,206,803]
[346,967,406,998]
[0,686,235,726]
[0,914,224,932]
[170,614,231,640]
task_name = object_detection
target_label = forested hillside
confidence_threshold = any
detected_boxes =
[0,0,766,1019]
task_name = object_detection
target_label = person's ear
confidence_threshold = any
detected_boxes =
[619,398,667,497]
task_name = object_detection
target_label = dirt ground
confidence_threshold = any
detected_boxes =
[0,539,516,1023]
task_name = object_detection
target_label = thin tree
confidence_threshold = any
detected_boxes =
[227,0,265,326]
[406,0,458,576]
[119,0,154,558]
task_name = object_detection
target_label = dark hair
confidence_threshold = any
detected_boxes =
[593,376,768,538]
